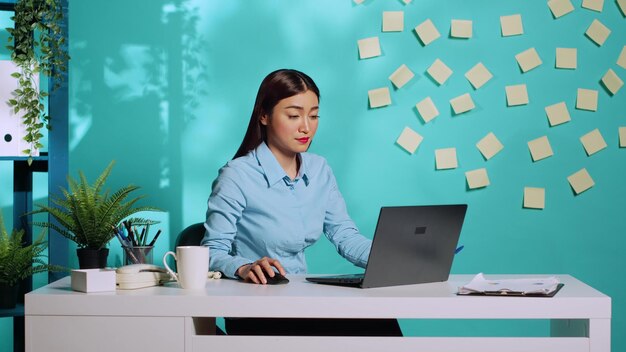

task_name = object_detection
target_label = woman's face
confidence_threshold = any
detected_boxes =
[261,90,319,158]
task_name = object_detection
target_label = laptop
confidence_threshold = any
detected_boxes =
[306,204,467,288]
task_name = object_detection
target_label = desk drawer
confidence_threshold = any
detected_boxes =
[26,316,185,352]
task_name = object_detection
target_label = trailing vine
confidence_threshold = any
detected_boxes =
[5,0,69,162]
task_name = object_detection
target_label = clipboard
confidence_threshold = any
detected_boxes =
[457,283,565,297]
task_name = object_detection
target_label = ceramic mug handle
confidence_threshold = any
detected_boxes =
[162,251,178,282]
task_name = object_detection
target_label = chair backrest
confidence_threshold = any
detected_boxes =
[176,222,206,247]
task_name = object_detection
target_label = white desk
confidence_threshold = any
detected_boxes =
[25,274,611,352]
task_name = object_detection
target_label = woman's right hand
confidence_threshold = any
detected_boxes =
[236,257,286,284]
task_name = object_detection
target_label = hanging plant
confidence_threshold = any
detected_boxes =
[5,0,69,162]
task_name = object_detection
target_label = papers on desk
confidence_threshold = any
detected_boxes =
[458,273,562,297]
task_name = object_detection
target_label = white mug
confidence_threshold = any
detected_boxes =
[163,246,209,289]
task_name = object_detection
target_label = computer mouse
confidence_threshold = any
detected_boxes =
[265,272,289,285]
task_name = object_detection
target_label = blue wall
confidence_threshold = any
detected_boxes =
[2,0,625,349]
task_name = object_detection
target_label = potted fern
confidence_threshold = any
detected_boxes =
[0,214,62,309]
[30,161,159,269]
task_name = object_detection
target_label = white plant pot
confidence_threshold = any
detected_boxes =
[0,60,40,157]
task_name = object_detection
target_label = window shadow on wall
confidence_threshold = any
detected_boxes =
[69,0,207,249]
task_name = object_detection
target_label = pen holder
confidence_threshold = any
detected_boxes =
[123,246,154,265]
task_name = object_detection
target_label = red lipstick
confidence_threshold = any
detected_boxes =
[296,137,310,144]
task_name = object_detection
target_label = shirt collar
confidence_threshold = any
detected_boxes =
[255,142,310,187]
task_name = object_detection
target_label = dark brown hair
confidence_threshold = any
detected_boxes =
[233,69,320,159]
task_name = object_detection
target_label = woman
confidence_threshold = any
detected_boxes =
[202,69,401,336]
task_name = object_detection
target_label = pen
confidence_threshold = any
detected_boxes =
[455,245,464,254]
[147,229,162,247]
[139,227,146,246]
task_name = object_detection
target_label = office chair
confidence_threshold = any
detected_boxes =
[174,222,227,335]
[176,222,207,247]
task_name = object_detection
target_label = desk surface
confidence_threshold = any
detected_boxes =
[26,274,610,319]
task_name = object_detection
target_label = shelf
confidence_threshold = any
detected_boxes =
[0,2,15,12]
[0,304,24,318]
[0,153,49,162]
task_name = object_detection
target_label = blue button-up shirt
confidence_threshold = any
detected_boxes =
[202,142,372,278]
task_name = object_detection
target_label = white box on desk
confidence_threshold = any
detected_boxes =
[71,269,116,293]
[0,60,39,157]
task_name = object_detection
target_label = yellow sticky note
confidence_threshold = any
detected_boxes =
[383,11,404,32]
[580,128,607,156]
[618,0,626,16]
[618,46,626,69]
[368,87,391,108]
[515,47,542,73]
[528,136,554,161]
[548,0,575,18]
[451,19,472,38]
[389,64,414,89]
[358,37,381,59]
[427,59,453,85]
[505,84,529,106]
[466,168,490,189]
[585,19,611,46]
[582,0,604,12]
[556,48,577,69]
[450,93,475,114]
[396,127,423,154]
[619,127,626,147]
[545,102,571,126]
[500,14,523,36]
[567,168,594,194]
[601,69,623,95]
[415,97,439,123]
[576,88,598,111]
[465,62,493,89]
[435,148,458,170]
[476,132,504,160]
[415,19,441,46]
[524,187,546,209]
